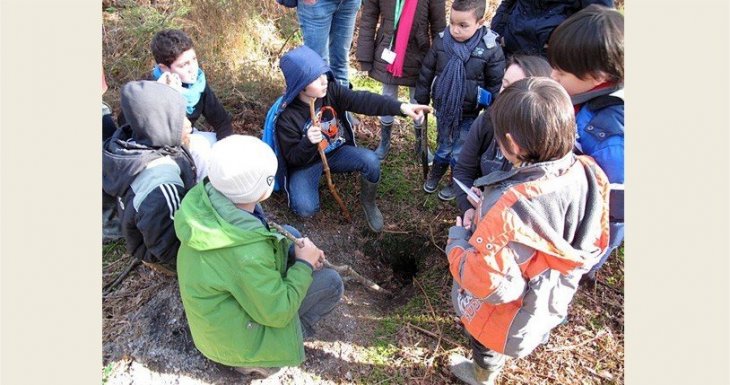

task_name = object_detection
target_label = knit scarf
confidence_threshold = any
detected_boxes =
[152,65,206,115]
[433,27,486,135]
[386,0,419,77]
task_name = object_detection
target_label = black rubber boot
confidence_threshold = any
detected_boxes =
[374,121,393,160]
[414,123,434,166]
[360,176,384,232]
[423,161,449,193]
[102,191,123,243]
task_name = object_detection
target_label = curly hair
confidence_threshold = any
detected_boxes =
[150,29,194,67]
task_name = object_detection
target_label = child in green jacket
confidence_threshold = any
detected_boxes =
[175,135,343,376]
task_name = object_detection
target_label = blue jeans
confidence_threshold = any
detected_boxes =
[434,117,475,167]
[287,145,380,217]
[587,221,625,278]
[283,226,345,338]
[297,0,362,87]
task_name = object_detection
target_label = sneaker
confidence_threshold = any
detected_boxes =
[234,366,282,378]
[449,353,502,385]
[438,182,457,201]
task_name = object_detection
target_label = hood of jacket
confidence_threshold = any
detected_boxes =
[102,81,188,197]
[473,152,609,271]
[120,80,186,147]
[174,181,286,252]
[279,45,333,108]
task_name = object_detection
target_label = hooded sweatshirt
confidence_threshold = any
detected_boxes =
[275,45,404,170]
[175,181,314,367]
[102,81,196,265]
[446,153,610,358]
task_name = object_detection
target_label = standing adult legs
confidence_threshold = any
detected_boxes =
[328,0,362,86]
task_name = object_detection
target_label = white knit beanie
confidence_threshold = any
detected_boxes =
[207,135,278,204]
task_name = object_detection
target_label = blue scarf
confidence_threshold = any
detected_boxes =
[433,27,486,136]
[152,66,206,115]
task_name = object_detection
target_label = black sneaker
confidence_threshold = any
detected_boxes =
[438,182,456,201]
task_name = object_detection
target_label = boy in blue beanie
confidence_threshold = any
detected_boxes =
[276,45,431,232]
[414,0,505,202]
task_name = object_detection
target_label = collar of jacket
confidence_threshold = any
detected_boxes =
[473,152,576,188]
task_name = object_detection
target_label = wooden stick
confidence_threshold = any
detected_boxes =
[267,221,391,295]
[405,322,464,350]
[309,98,351,221]
[103,258,141,296]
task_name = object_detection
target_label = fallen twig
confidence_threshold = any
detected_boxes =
[405,322,464,350]
[427,212,446,254]
[103,258,141,297]
[324,260,392,295]
[382,228,410,234]
[545,329,608,352]
[268,221,392,295]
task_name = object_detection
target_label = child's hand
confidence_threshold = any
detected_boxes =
[467,187,482,208]
[157,72,183,93]
[307,124,323,144]
[295,237,324,270]
[400,103,432,122]
[462,208,476,228]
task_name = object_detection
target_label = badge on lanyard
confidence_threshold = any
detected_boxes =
[381,48,396,64]
[382,0,405,64]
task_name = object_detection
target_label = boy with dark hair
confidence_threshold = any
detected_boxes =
[148,29,232,141]
[103,81,197,271]
[176,135,343,377]
[548,4,623,285]
[414,0,505,201]
[490,0,614,58]
[119,29,232,183]
[275,45,431,232]
[446,78,610,385]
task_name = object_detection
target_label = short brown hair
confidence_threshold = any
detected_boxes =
[491,78,575,163]
[547,4,623,83]
[151,29,194,67]
[451,0,486,21]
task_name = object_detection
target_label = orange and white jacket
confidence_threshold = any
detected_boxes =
[447,153,610,358]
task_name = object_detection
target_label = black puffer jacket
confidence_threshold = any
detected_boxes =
[356,0,446,87]
[490,0,614,57]
[414,27,505,118]
[103,81,197,265]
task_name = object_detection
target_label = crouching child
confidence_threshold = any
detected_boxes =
[102,80,198,272]
[275,45,431,232]
[445,78,610,385]
[175,135,344,377]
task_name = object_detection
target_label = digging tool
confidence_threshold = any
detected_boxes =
[420,113,430,182]
[309,98,352,221]
[268,221,392,295]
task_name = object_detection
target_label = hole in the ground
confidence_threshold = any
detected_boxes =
[363,233,429,285]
